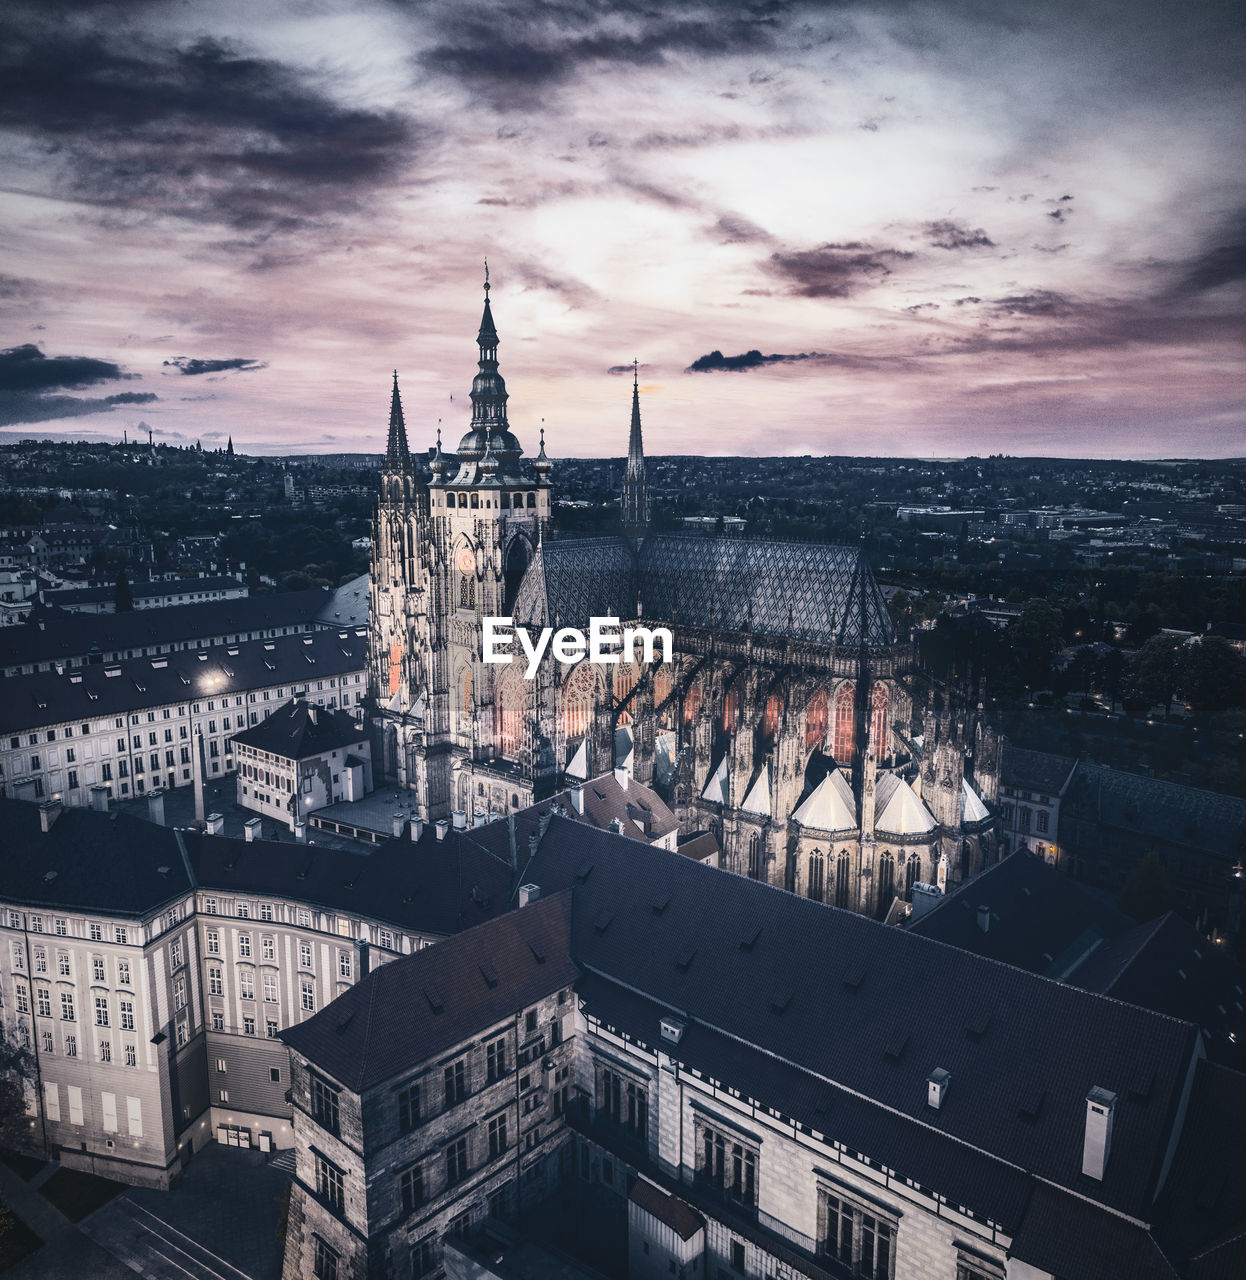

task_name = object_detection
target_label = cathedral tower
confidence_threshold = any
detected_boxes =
[620,361,649,540]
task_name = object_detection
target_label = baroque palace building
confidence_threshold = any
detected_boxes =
[369,276,1000,918]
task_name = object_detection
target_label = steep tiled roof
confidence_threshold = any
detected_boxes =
[791,769,857,832]
[512,533,894,646]
[874,772,936,835]
[231,698,366,759]
[281,891,578,1093]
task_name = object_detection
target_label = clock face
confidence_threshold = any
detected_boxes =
[456,546,477,575]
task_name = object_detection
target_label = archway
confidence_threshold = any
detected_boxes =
[503,537,530,611]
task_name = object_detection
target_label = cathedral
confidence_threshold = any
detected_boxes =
[368,275,1000,918]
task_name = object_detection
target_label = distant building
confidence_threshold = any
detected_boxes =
[42,574,248,615]
[998,746,1077,864]
[232,699,372,832]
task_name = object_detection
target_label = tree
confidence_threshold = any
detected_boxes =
[114,567,134,612]
[1117,852,1174,923]
[1098,647,1126,710]
[1128,633,1185,717]
[1179,636,1246,714]
[1008,599,1064,686]
[0,1021,37,1153]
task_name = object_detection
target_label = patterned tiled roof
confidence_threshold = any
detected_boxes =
[513,533,894,646]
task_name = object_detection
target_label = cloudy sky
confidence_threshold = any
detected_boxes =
[1,0,1242,458]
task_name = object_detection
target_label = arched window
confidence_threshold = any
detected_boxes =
[807,850,825,902]
[877,850,895,911]
[805,689,829,751]
[561,662,594,742]
[960,842,972,881]
[832,683,855,763]
[722,686,739,734]
[458,493,468,508]
[495,664,526,760]
[762,692,783,742]
[459,574,476,610]
[470,493,480,508]
[653,669,674,729]
[503,538,530,611]
[835,850,851,908]
[500,492,510,509]
[387,639,402,697]
[870,683,890,758]
[513,492,523,508]
[683,683,701,726]
[748,832,763,881]
[904,853,921,899]
[457,666,473,729]
[526,492,536,508]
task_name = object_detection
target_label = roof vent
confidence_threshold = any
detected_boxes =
[977,905,991,934]
[675,947,696,971]
[1082,1086,1117,1181]
[518,884,540,908]
[927,1068,951,1110]
[660,1016,685,1046]
[843,965,865,992]
[884,1032,909,1061]
[740,926,762,952]
[651,894,670,915]
[423,986,445,1015]
[770,990,793,1014]
[479,962,499,988]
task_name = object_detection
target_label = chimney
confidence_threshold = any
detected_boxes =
[452,809,467,831]
[977,905,991,934]
[244,817,262,842]
[89,785,110,814]
[307,703,318,725]
[292,819,307,843]
[1082,1087,1117,1181]
[392,813,406,839]
[410,817,424,841]
[356,938,371,979]
[570,785,585,814]
[472,809,486,829]
[927,1067,951,1110]
[614,764,630,792]
[435,819,449,841]
[38,799,63,833]
[147,788,166,827]
[518,883,541,908]
[206,812,225,836]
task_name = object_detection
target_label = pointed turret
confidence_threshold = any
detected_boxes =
[385,371,411,473]
[621,360,650,536]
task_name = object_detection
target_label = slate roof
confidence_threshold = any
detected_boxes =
[281,890,579,1093]
[1000,746,1077,795]
[0,798,191,917]
[231,698,366,759]
[543,773,678,842]
[0,588,331,671]
[512,533,894,646]
[523,818,1197,1223]
[314,573,369,629]
[629,1179,705,1242]
[43,576,245,608]
[909,850,1133,977]
[0,629,367,734]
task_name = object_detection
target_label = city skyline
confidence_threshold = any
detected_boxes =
[1,0,1243,458]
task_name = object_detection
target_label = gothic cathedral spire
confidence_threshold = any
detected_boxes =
[385,370,411,474]
[621,359,650,537]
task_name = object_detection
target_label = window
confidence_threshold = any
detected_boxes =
[33,947,47,974]
[444,1059,466,1107]
[312,1236,338,1280]
[173,976,187,1011]
[94,996,110,1027]
[377,928,394,950]
[92,957,106,983]
[525,1009,538,1033]
[400,1164,424,1212]
[117,960,130,986]
[338,952,352,980]
[41,1030,54,1053]
[698,1123,757,1209]
[299,941,313,968]
[57,952,71,977]
[209,967,223,996]
[600,1068,648,1142]
[170,938,184,969]
[239,934,252,958]
[89,922,102,941]
[125,1044,137,1067]
[263,973,278,1003]
[297,909,311,928]
[488,1114,508,1158]
[445,1136,469,1186]
[36,987,52,1018]
[411,1238,440,1279]
[312,1076,340,1133]
[206,929,220,954]
[301,979,315,1012]
[176,1021,187,1048]
[239,970,254,1000]
[315,1154,344,1212]
[243,1016,255,1036]
[236,902,250,919]
[204,897,218,915]
[262,936,276,960]
[731,1240,746,1271]
[65,1033,77,1057]
[397,1083,420,1132]
[1036,810,1050,834]
[956,1253,1006,1280]
[486,1037,507,1082]
[61,992,75,1021]
[260,903,274,922]
[54,918,67,937]
[212,1012,225,1032]
[819,1188,897,1279]
[119,1000,135,1031]
[266,1019,279,1039]
[1019,807,1031,831]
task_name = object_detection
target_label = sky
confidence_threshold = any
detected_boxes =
[0,0,1243,459]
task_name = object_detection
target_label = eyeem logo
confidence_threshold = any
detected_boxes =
[483,616,673,679]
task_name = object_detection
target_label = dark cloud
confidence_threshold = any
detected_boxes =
[0,343,156,425]
[923,219,995,250]
[765,242,915,298]
[162,357,267,376]
[687,349,823,372]
[713,213,772,244]
[0,21,417,230]
[1167,215,1246,296]
[608,364,650,375]
[990,291,1074,317]
[421,2,786,105]
[0,344,135,392]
